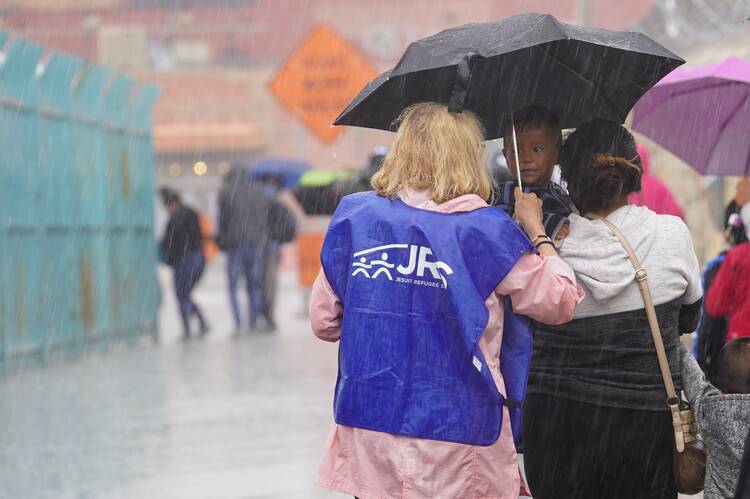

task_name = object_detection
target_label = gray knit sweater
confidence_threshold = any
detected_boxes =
[679,345,750,499]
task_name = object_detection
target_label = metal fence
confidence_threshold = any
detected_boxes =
[0,33,160,371]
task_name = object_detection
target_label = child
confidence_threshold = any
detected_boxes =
[679,339,750,498]
[494,106,574,242]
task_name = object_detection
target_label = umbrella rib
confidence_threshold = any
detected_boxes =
[538,44,624,122]
[634,80,743,126]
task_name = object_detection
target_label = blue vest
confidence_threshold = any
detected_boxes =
[320,192,534,446]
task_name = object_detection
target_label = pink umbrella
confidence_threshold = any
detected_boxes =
[632,57,750,176]
[628,145,684,219]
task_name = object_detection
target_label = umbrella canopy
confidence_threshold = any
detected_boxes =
[250,157,311,188]
[632,57,750,176]
[335,13,683,139]
[299,168,352,188]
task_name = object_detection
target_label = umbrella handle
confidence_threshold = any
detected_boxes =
[511,121,523,190]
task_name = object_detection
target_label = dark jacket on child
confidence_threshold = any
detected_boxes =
[493,181,574,239]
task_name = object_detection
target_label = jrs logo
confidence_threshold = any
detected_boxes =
[351,244,454,289]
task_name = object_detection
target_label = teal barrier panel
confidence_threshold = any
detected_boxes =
[37,53,83,356]
[102,75,134,341]
[0,38,159,370]
[0,38,44,367]
[128,84,160,340]
[0,30,8,368]
[71,65,110,348]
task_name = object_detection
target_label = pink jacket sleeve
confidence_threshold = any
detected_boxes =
[309,269,343,342]
[496,253,584,325]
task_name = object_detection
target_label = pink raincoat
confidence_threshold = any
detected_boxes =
[310,190,584,499]
[628,145,684,219]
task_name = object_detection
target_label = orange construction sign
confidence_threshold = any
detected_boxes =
[268,24,377,144]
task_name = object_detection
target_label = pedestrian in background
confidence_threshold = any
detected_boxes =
[706,178,750,342]
[258,174,298,331]
[311,102,582,499]
[696,198,747,381]
[524,120,703,499]
[160,189,209,339]
[627,145,684,219]
[217,168,272,333]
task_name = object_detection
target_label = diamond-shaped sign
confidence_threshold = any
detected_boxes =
[268,24,377,144]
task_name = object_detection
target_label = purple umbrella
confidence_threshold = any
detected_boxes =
[632,57,750,176]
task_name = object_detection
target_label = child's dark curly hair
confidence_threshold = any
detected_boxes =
[560,120,643,214]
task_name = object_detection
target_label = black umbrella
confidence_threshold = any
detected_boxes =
[334,13,684,139]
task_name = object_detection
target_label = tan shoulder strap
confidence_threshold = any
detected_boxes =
[586,213,685,450]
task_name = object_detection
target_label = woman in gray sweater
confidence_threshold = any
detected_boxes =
[522,121,703,499]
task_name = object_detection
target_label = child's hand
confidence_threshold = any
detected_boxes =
[555,224,570,242]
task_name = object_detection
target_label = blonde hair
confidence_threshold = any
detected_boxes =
[371,102,490,204]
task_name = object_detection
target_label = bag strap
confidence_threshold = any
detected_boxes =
[586,213,686,452]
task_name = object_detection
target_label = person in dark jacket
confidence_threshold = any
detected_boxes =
[258,174,297,331]
[160,190,208,339]
[696,200,747,380]
[705,177,750,342]
[217,168,272,332]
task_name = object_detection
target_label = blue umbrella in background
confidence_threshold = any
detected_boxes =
[250,157,312,189]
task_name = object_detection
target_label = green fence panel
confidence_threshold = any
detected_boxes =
[0,38,159,370]
[71,65,110,348]
[37,53,83,355]
[128,84,160,339]
[0,38,44,367]
[102,75,134,340]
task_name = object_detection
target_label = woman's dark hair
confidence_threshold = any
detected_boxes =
[159,187,181,207]
[560,119,643,214]
[724,200,748,246]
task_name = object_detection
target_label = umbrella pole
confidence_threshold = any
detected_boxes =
[511,116,523,190]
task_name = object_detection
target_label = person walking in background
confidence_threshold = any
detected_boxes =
[217,168,272,333]
[331,144,388,201]
[627,145,684,219]
[160,189,209,340]
[258,174,298,331]
[706,179,750,342]
[678,340,750,499]
[310,102,583,499]
[696,198,747,381]
[524,120,703,499]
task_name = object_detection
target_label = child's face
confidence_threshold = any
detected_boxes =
[503,125,560,187]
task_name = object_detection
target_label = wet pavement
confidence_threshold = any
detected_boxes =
[0,257,702,498]
[0,259,346,499]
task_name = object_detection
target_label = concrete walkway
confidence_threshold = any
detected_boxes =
[0,257,702,498]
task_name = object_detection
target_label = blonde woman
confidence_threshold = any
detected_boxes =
[310,102,584,499]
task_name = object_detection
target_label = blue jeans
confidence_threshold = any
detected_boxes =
[172,250,206,337]
[227,244,264,329]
